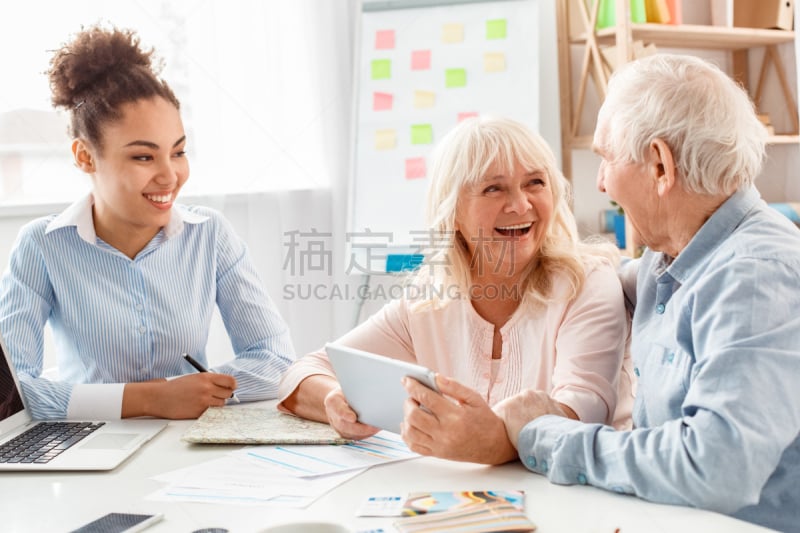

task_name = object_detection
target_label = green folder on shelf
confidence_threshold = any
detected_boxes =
[596,0,646,29]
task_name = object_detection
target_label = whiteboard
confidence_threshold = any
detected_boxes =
[348,0,553,273]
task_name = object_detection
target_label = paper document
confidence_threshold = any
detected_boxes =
[148,455,364,507]
[237,431,418,477]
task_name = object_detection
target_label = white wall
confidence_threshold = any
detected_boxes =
[2,0,797,372]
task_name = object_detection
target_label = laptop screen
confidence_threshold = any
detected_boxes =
[0,343,25,422]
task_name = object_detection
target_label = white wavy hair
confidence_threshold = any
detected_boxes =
[595,53,766,195]
[412,115,616,308]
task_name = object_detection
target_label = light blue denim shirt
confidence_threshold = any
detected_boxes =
[0,195,295,419]
[517,187,800,532]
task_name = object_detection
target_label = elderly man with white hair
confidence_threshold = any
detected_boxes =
[496,53,800,532]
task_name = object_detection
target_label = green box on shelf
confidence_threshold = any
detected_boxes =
[596,0,647,29]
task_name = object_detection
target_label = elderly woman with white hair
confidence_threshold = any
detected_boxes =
[278,116,633,465]
[497,54,800,532]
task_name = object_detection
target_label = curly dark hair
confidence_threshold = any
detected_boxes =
[48,25,180,151]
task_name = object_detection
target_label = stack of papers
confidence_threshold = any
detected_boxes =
[148,431,418,507]
[356,490,535,532]
[394,501,535,532]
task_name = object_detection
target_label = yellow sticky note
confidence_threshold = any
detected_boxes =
[486,19,507,39]
[413,90,436,109]
[442,23,464,43]
[371,59,391,80]
[375,129,396,150]
[411,124,433,145]
[484,52,506,73]
[445,68,467,88]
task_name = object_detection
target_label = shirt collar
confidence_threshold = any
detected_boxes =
[45,193,209,244]
[664,186,761,283]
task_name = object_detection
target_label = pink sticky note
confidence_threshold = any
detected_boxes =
[376,30,395,50]
[373,92,393,111]
[458,111,479,122]
[405,157,426,180]
[411,50,431,71]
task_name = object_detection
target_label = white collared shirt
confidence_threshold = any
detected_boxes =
[0,194,294,419]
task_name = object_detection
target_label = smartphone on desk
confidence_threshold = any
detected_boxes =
[69,512,164,533]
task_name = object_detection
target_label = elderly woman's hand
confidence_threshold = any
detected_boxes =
[400,374,518,465]
[323,386,380,441]
[493,390,568,447]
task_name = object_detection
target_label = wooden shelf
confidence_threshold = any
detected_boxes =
[767,134,800,145]
[571,135,800,150]
[572,23,795,50]
[556,0,800,256]
[570,134,800,149]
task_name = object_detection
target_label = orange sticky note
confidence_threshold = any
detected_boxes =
[484,52,506,72]
[411,50,431,70]
[375,29,395,50]
[458,111,479,122]
[413,90,435,109]
[405,157,427,179]
[373,92,393,111]
[375,129,397,150]
[442,23,464,43]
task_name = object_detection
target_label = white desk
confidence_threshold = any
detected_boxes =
[0,417,775,533]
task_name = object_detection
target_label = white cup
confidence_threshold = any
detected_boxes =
[259,521,350,533]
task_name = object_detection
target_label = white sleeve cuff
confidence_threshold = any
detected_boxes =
[66,383,125,420]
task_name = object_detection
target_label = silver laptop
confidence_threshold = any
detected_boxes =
[0,333,168,471]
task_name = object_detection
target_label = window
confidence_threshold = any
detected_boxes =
[0,0,350,206]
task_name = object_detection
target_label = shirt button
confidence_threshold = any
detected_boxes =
[577,473,587,485]
[138,326,146,334]
[634,367,640,377]
[540,460,548,473]
[667,353,675,363]
[656,303,666,314]
[525,456,537,469]
[483,372,490,379]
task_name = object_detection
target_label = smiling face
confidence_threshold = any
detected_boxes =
[455,162,553,279]
[77,96,188,254]
[594,120,662,251]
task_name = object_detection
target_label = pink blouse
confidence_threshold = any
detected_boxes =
[279,260,634,428]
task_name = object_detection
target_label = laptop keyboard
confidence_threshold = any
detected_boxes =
[0,421,105,464]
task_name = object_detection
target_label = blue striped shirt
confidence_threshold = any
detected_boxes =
[515,187,800,531]
[0,194,295,419]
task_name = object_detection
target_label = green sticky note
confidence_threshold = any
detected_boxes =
[445,68,467,88]
[411,124,433,145]
[486,19,507,39]
[371,59,391,80]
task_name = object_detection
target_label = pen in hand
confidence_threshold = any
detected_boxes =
[182,353,240,403]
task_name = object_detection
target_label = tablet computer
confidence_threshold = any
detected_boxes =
[325,343,439,434]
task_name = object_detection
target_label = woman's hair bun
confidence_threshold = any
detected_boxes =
[46,24,177,146]
[49,25,160,109]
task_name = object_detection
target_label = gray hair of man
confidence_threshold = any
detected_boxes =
[595,53,767,196]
